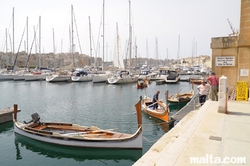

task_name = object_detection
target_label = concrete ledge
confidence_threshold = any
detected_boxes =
[133,100,250,166]
[0,107,21,124]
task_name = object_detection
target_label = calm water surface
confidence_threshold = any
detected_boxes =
[0,80,193,166]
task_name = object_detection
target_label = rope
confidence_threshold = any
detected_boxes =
[143,136,158,143]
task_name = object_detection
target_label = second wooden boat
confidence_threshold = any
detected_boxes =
[167,89,195,110]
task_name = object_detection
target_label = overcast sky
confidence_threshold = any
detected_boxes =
[0,0,241,61]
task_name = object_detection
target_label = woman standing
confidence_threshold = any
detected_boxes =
[197,80,210,106]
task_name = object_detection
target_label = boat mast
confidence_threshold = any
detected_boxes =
[26,17,29,70]
[102,0,105,72]
[146,39,148,64]
[12,8,15,68]
[155,37,158,65]
[89,16,92,60]
[177,35,180,60]
[53,28,56,69]
[71,5,75,69]
[39,16,41,69]
[129,0,132,73]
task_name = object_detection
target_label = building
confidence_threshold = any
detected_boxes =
[211,0,250,96]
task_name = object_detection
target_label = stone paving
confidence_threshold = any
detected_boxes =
[133,100,250,166]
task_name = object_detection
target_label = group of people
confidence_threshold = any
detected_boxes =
[152,72,219,109]
[197,72,219,106]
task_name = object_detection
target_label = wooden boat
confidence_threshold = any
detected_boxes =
[141,91,173,124]
[167,89,194,110]
[13,102,143,149]
[137,78,150,89]
[15,133,142,162]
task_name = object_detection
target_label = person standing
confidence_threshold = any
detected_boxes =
[152,91,160,110]
[207,72,219,101]
[197,80,210,106]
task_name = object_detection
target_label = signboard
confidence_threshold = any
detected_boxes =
[240,69,249,76]
[215,56,235,66]
[236,81,248,101]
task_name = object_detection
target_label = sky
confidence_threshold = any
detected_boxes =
[0,0,241,62]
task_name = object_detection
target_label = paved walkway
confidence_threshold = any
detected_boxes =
[133,100,250,166]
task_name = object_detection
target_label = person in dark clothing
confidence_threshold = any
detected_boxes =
[152,91,160,110]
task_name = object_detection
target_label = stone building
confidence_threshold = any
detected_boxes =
[211,0,250,96]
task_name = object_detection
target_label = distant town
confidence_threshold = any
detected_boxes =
[0,51,211,71]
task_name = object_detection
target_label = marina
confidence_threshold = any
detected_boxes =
[0,80,194,166]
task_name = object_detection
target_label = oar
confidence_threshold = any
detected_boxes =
[174,88,182,97]
[176,88,182,94]
[145,99,163,108]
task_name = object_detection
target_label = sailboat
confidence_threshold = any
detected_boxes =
[46,6,76,83]
[92,0,109,83]
[107,1,138,84]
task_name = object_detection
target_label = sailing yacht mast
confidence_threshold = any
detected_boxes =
[129,0,132,73]
[71,5,75,69]
[39,16,41,69]
[12,8,15,67]
[102,0,105,72]
[88,16,92,59]
[177,35,180,60]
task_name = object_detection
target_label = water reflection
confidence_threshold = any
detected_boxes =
[14,134,142,162]
[142,112,170,132]
[0,121,13,133]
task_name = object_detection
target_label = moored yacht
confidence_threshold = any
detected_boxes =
[107,70,138,84]
[46,71,71,82]
[71,68,92,82]
[138,69,157,80]
[150,66,171,81]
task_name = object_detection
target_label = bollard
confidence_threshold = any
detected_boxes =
[218,76,228,113]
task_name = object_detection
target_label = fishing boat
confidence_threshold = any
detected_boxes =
[167,89,195,110]
[141,91,173,124]
[137,77,150,89]
[13,102,143,149]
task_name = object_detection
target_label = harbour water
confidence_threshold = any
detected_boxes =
[0,80,194,166]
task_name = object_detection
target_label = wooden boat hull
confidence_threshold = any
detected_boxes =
[141,97,169,122]
[15,133,142,161]
[14,122,142,149]
[137,79,150,89]
[13,103,143,149]
[168,90,194,110]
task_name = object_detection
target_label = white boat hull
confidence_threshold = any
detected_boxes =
[108,75,138,84]
[46,75,71,82]
[71,75,92,82]
[165,75,180,83]
[12,75,26,81]
[0,74,13,80]
[14,122,142,149]
[24,73,49,81]
[92,74,108,83]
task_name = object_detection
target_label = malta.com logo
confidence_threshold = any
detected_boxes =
[189,154,246,164]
